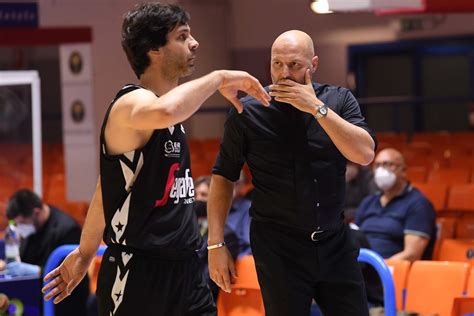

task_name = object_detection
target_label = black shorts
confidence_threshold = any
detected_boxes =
[250,220,369,316]
[96,245,216,316]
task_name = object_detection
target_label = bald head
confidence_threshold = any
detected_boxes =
[272,30,315,59]
[270,30,318,84]
[376,148,405,167]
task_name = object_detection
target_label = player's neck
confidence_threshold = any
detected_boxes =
[140,67,179,97]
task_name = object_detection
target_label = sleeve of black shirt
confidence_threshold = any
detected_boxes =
[339,88,378,150]
[212,108,245,182]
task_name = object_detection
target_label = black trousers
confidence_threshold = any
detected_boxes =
[250,220,369,316]
[96,246,216,316]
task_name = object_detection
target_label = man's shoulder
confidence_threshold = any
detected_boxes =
[49,205,80,229]
[407,187,436,211]
[316,82,351,95]
[357,193,380,214]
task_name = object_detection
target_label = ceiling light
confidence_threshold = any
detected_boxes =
[310,0,333,14]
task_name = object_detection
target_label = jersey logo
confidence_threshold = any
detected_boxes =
[155,163,180,206]
[169,168,195,204]
[164,140,181,158]
[154,164,195,207]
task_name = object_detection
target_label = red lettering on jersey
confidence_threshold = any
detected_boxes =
[155,163,180,207]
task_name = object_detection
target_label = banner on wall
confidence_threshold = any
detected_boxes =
[0,2,38,28]
[59,43,96,201]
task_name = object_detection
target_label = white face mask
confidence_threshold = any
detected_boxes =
[16,223,37,239]
[374,167,397,191]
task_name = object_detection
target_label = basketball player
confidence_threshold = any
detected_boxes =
[42,3,270,315]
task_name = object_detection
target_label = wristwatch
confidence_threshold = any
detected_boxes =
[314,103,328,120]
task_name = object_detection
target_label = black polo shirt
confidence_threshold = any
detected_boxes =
[213,83,377,233]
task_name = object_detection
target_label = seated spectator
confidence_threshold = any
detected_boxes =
[195,175,211,203]
[4,189,90,316]
[344,161,377,223]
[194,175,211,235]
[225,172,251,257]
[355,148,436,261]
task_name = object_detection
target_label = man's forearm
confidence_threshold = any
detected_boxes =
[78,177,106,259]
[317,109,375,165]
[207,174,234,244]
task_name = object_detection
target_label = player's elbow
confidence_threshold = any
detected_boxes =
[358,148,375,166]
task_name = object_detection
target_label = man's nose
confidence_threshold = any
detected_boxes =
[189,35,199,51]
[282,65,291,78]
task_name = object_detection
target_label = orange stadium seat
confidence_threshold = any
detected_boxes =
[436,239,474,263]
[411,131,452,145]
[385,259,411,311]
[413,182,448,212]
[448,184,474,212]
[451,265,474,316]
[455,216,474,239]
[427,169,471,186]
[217,256,265,316]
[433,217,457,259]
[404,261,469,316]
[375,132,407,147]
[406,167,428,183]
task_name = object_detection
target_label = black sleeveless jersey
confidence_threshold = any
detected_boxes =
[99,84,201,254]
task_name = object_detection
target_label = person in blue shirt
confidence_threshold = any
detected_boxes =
[225,172,252,257]
[355,148,436,261]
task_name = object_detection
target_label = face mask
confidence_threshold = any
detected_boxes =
[16,223,37,239]
[193,200,207,218]
[374,167,397,191]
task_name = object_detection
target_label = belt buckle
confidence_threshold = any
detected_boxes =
[311,230,325,241]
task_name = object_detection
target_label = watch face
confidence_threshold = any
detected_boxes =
[319,105,328,115]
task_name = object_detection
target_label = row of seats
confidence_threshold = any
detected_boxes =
[389,259,473,316]
[377,131,474,146]
[414,182,474,212]
[409,168,474,184]
[378,131,474,173]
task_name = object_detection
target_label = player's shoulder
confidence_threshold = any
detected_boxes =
[113,84,155,109]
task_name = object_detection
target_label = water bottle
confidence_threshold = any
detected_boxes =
[4,220,21,264]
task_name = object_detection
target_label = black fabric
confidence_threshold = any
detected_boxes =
[250,220,369,316]
[213,83,377,232]
[350,228,384,307]
[99,84,201,253]
[20,206,89,316]
[97,85,210,314]
[343,167,377,222]
[96,247,216,316]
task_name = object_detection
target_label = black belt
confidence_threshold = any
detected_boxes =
[107,243,196,260]
[253,219,343,242]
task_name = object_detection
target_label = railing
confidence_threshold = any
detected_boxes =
[358,248,397,316]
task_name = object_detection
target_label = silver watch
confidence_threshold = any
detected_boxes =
[314,103,328,120]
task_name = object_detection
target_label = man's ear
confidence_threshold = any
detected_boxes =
[147,49,161,60]
[311,55,319,74]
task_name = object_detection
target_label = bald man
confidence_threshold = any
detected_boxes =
[207,30,377,315]
[355,148,436,261]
